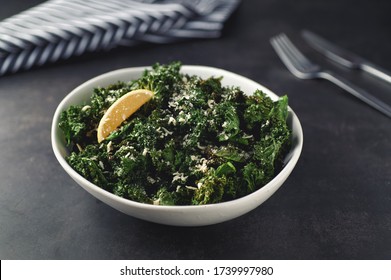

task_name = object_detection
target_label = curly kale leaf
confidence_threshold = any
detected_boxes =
[214,145,249,163]
[273,94,289,121]
[59,105,87,145]
[192,170,225,205]
[192,164,241,205]
[242,162,266,193]
[67,146,109,189]
[153,187,177,206]
[215,162,236,177]
[113,183,151,204]
[243,89,274,134]
[216,102,241,142]
[137,62,182,104]
[258,95,291,174]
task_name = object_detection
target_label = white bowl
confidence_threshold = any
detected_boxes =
[51,65,303,226]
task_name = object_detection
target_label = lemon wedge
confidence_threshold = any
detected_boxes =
[97,89,154,143]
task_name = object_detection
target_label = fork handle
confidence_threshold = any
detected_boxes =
[361,61,391,84]
[321,72,391,118]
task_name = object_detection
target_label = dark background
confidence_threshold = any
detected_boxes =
[1,0,390,259]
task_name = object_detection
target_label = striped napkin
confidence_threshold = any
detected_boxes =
[0,0,240,76]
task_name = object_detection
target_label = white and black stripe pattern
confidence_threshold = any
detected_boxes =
[0,0,240,76]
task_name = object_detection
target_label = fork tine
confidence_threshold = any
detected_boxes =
[278,34,314,68]
[273,34,306,72]
[270,36,290,66]
[271,33,319,77]
[270,34,305,76]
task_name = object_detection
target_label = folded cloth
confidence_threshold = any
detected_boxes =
[0,0,240,76]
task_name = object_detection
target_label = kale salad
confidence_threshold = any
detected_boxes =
[59,62,292,205]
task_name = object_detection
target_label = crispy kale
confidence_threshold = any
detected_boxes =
[59,62,292,205]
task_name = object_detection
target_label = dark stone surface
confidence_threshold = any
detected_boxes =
[1,0,390,259]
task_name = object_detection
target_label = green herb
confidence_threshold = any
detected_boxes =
[59,62,292,205]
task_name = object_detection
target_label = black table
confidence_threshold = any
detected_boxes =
[1,0,390,260]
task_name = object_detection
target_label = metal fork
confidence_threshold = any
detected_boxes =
[270,33,391,118]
